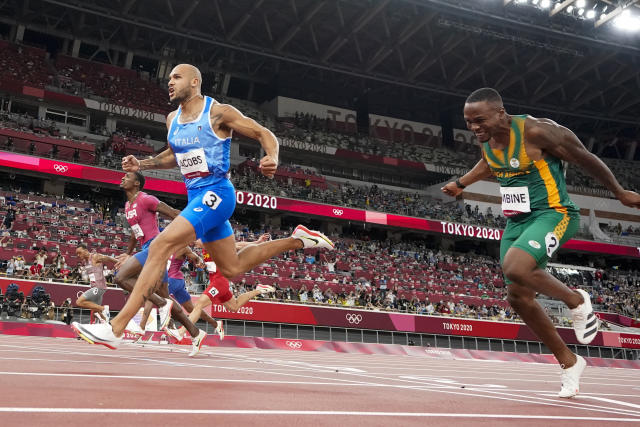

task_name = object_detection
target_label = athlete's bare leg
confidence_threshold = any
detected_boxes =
[153,279,200,338]
[178,290,261,336]
[110,217,302,336]
[205,234,303,279]
[181,300,218,330]
[75,296,106,320]
[502,248,582,367]
[502,248,584,308]
[139,300,154,331]
[113,250,199,336]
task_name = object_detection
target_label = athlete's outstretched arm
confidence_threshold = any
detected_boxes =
[219,105,279,178]
[527,121,640,208]
[155,201,181,220]
[125,233,137,256]
[121,147,177,173]
[442,158,492,197]
[93,254,118,265]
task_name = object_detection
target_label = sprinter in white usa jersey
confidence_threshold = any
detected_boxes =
[72,63,334,350]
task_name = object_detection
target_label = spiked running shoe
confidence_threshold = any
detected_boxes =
[215,320,225,341]
[71,322,122,350]
[165,327,184,342]
[292,225,334,250]
[256,284,276,295]
[571,289,599,344]
[189,329,207,357]
[558,355,587,398]
[158,298,174,331]
[124,318,145,336]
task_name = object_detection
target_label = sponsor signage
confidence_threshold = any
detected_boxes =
[0,152,637,257]
[206,299,640,350]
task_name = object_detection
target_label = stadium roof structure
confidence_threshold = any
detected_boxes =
[1,0,639,136]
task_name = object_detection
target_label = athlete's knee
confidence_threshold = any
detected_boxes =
[75,297,84,306]
[217,265,241,279]
[501,261,530,285]
[113,273,128,289]
[506,289,534,311]
[224,301,238,312]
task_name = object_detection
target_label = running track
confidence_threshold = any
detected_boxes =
[0,334,639,426]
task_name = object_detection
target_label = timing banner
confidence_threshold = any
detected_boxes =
[209,300,640,350]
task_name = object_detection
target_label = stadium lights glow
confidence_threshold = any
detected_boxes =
[540,0,551,9]
[613,9,640,32]
[577,8,584,16]
[576,0,586,8]
[567,5,574,13]
[586,9,596,19]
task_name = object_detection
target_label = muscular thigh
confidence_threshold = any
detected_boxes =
[507,282,536,300]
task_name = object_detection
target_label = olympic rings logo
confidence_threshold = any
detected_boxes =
[53,164,69,173]
[345,313,363,324]
[333,209,344,216]
[286,340,302,349]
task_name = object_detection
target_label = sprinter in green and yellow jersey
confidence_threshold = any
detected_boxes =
[442,88,640,398]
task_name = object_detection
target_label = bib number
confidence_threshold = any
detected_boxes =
[208,286,219,299]
[500,186,531,217]
[545,232,559,257]
[203,191,222,210]
[206,261,217,273]
[176,148,209,179]
[88,273,96,283]
[131,223,144,239]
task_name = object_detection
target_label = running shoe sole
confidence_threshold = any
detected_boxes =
[71,323,118,350]
[293,225,334,249]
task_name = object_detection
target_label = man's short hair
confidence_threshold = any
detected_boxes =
[134,172,145,190]
[466,88,503,106]
[77,243,87,250]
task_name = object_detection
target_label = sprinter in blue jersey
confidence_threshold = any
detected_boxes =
[72,64,334,349]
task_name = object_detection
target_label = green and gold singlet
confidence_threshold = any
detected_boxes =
[482,114,578,216]
[483,115,580,276]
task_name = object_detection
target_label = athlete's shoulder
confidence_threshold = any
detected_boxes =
[166,109,179,128]
[524,116,562,138]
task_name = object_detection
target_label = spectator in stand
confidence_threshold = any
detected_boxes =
[2,205,16,230]
[35,248,47,269]
[29,261,43,278]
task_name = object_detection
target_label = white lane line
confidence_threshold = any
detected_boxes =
[576,396,640,410]
[0,371,383,387]
[0,408,638,421]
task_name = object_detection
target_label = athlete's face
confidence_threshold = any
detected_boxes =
[463,101,505,142]
[120,172,138,190]
[76,247,89,260]
[168,65,197,103]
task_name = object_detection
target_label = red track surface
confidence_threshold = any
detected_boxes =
[0,334,639,426]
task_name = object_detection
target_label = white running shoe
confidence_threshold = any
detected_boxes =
[189,329,207,357]
[571,289,598,344]
[165,327,183,342]
[125,318,145,336]
[71,321,122,350]
[215,320,225,341]
[101,305,110,323]
[256,284,276,295]
[158,298,174,331]
[292,225,334,250]
[558,355,587,398]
